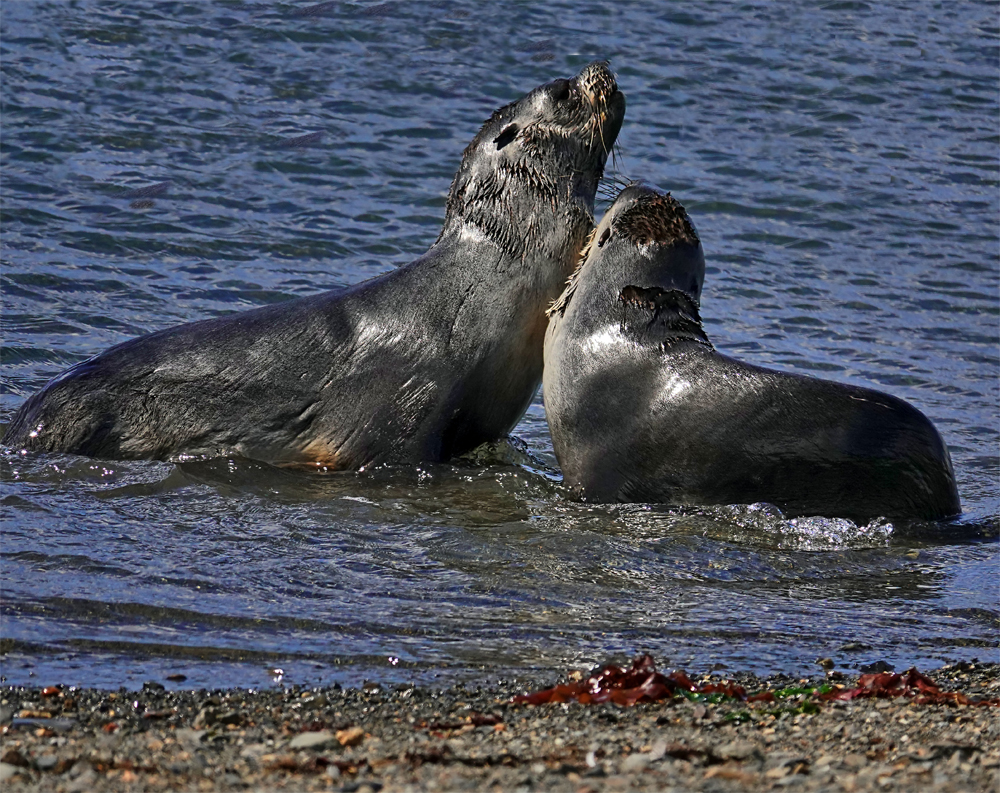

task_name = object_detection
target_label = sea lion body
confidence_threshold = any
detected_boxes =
[544,184,961,522]
[4,63,625,468]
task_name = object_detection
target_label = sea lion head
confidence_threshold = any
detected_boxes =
[548,183,705,318]
[440,62,626,268]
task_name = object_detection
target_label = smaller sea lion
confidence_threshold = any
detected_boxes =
[543,183,961,522]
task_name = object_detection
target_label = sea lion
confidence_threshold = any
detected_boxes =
[4,62,625,468]
[543,183,961,522]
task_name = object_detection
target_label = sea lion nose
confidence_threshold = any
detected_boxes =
[576,61,618,104]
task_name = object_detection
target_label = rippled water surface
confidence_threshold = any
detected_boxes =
[2,1,997,690]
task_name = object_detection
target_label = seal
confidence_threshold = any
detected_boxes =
[543,183,961,522]
[4,62,626,468]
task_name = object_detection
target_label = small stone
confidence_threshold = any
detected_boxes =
[0,763,20,782]
[175,728,207,747]
[336,726,365,747]
[816,657,834,670]
[66,769,98,793]
[717,741,760,762]
[1,749,28,767]
[142,681,165,692]
[648,740,668,761]
[843,752,868,769]
[859,661,894,674]
[765,752,807,772]
[17,709,52,719]
[192,707,216,727]
[530,762,547,775]
[67,761,89,779]
[326,764,341,779]
[35,754,58,771]
[288,730,337,750]
[622,753,650,772]
[239,743,267,759]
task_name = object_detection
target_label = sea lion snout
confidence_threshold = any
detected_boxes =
[576,61,620,107]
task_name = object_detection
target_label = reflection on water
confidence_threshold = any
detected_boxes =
[1,1,997,689]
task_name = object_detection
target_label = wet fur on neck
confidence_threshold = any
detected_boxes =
[617,285,713,350]
[546,225,597,316]
[440,103,608,261]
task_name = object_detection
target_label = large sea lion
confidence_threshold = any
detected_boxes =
[4,62,625,468]
[543,183,961,522]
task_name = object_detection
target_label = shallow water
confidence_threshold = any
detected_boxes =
[1,1,997,691]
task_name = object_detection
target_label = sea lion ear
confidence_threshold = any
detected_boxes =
[493,124,519,150]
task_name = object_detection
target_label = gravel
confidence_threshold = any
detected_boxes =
[1,662,997,792]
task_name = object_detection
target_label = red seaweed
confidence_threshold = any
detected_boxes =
[512,654,743,707]
[513,656,999,709]
[817,667,1000,707]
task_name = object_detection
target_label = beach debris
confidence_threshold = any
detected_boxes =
[817,667,1000,706]
[512,654,740,707]
[512,655,1000,709]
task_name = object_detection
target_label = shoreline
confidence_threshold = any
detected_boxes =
[1,661,997,792]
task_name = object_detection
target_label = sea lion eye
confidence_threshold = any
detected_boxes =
[597,227,611,247]
[551,79,572,103]
[493,123,518,150]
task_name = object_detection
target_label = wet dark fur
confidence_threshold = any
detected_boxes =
[614,192,699,247]
[5,63,626,468]
[617,286,712,349]
[543,183,961,522]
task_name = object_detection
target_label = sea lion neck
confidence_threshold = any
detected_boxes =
[616,285,713,350]
[438,62,623,263]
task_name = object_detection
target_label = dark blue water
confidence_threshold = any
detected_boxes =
[1,1,997,691]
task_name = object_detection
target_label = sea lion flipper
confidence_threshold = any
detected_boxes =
[616,285,712,349]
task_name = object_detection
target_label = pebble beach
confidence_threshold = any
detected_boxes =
[1,661,997,792]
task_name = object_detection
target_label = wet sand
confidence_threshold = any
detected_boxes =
[1,661,997,792]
